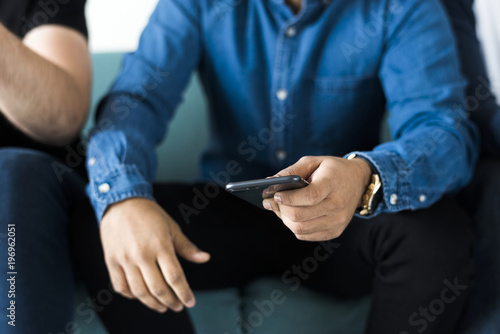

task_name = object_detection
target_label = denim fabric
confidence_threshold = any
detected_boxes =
[87,0,479,222]
[0,148,86,333]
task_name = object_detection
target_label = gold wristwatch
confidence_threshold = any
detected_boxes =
[347,154,382,216]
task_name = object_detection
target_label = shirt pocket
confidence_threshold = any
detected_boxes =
[306,75,382,151]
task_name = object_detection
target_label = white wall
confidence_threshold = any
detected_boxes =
[474,0,500,103]
[86,0,158,53]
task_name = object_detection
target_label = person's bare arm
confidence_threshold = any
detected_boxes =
[0,23,91,146]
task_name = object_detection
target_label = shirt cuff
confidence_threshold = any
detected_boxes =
[344,150,439,218]
[87,165,155,223]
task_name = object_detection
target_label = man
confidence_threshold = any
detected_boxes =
[0,1,90,333]
[441,0,500,332]
[78,0,479,333]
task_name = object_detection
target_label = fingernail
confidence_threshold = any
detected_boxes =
[186,299,195,308]
[194,251,210,260]
[158,308,167,313]
[274,195,282,204]
[263,201,272,210]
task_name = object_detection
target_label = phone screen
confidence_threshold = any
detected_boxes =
[225,176,309,208]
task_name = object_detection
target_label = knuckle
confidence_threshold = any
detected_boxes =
[335,211,352,227]
[131,288,148,299]
[341,212,353,225]
[166,272,183,285]
[154,243,171,257]
[305,189,319,204]
[295,234,312,241]
[152,286,167,297]
[330,231,342,239]
[131,249,149,263]
[288,208,303,222]
[290,223,306,236]
[104,255,118,266]
[112,283,128,295]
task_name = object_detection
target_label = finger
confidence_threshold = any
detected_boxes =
[275,181,331,207]
[140,263,184,312]
[171,226,210,264]
[294,232,338,242]
[281,215,329,237]
[285,215,351,241]
[108,264,134,299]
[124,264,167,313]
[263,199,282,219]
[279,199,331,222]
[157,250,196,308]
[275,156,321,179]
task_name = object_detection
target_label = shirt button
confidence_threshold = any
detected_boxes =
[390,193,398,206]
[98,183,111,194]
[276,89,288,101]
[88,157,96,166]
[347,153,357,160]
[286,26,297,38]
[419,194,427,203]
[276,150,287,161]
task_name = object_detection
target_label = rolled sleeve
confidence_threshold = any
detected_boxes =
[86,0,202,223]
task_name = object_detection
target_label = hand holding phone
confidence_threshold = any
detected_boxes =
[225,175,309,208]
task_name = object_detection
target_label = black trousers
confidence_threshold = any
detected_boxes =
[458,159,500,332]
[71,183,474,334]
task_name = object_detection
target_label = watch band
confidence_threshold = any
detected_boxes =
[359,174,382,216]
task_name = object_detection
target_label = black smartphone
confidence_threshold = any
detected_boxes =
[225,175,309,208]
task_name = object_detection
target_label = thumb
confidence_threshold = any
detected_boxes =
[275,156,321,181]
[172,228,211,264]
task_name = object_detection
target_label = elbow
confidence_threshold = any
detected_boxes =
[39,99,90,147]
[52,108,89,147]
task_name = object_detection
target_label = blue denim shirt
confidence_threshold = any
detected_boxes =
[87,0,479,222]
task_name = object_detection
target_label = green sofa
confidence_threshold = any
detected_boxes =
[73,53,371,334]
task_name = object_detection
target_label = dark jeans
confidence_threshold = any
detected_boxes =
[72,183,474,334]
[459,159,500,333]
[0,148,86,334]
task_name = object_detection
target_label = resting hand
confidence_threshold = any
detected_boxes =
[100,198,210,313]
